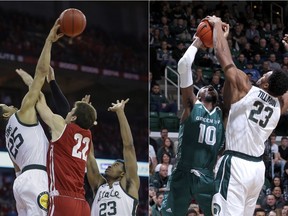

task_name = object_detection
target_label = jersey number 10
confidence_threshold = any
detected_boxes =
[198,123,216,145]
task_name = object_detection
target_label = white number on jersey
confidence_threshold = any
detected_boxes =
[72,133,90,161]
[198,123,216,145]
[99,201,117,216]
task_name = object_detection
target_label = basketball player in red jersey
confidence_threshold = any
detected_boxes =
[36,92,97,216]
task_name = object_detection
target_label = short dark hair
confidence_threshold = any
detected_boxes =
[73,101,97,129]
[254,208,265,215]
[268,69,288,97]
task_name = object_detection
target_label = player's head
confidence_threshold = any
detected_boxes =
[256,69,288,97]
[66,101,97,129]
[104,159,126,180]
[0,104,18,130]
[196,85,218,105]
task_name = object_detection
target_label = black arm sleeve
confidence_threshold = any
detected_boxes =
[49,80,70,118]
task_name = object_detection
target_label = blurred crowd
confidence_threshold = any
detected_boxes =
[0,7,147,74]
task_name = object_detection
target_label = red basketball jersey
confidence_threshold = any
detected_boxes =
[47,123,91,199]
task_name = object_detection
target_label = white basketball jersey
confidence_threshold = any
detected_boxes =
[91,181,138,216]
[5,113,49,170]
[225,86,281,157]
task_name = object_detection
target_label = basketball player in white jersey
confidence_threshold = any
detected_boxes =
[0,19,63,215]
[87,99,140,216]
[205,16,288,216]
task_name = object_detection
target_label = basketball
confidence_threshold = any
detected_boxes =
[59,8,86,37]
[196,20,213,48]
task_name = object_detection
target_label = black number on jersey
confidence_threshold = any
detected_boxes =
[99,201,117,215]
[7,127,24,159]
[248,101,273,128]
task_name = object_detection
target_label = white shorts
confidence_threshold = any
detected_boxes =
[212,153,265,216]
[13,169,49,216]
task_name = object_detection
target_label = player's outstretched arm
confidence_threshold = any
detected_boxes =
[178,35,202,123]
[19,19,64,122]
[206,15,251,102]
[108,99,140,198]
[87,142,106,192]
[47,66,70,118]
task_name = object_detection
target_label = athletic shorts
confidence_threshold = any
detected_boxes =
[13,168,49,216]
[161,166,214,216]
[212,151,265,216]
[48,194,90,216]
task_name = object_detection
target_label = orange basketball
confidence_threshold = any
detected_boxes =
[59,8,86,37]
[196,20,213,48]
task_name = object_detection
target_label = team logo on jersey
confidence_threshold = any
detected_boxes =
[37,191,49,211]
[213,203,221,215]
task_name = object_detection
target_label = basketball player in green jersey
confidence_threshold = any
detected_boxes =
[161,35,225,216]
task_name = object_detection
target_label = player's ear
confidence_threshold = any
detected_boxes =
[71,116,77,121]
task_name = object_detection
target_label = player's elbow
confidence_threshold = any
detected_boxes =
[178,56,190,75]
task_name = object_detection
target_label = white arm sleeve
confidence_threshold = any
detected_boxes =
[177,45,198,88]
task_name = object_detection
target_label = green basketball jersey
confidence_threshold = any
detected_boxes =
[175,101,225,171]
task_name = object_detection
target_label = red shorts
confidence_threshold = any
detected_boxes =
[48,195,90,216]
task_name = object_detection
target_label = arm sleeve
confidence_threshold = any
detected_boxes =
[49,80,70,118]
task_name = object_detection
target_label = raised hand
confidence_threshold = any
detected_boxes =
[81,95,91,104]
[15,68,33,86]
[108,99,129,112]
[47,18,64,43]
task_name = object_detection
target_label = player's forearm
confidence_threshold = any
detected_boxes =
[116,111,133,147]
[213,22,235,70]
[35,40,52,77]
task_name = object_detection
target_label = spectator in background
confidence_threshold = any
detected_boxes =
[155,128,174,151]
[149,144,158,169]
[259,22,272,42]
[243,61,261,84]
[268,53,282,71]
[157,138,175,162]
[259,60,271,76]
[255,38,270,59]
[261,194,277,213]
[151,192,164,216]
[252,53,264,72]
[278,136,288,178]
[267,210,277,216]
[150,164,169,193]
[234,53,247,70]
[150,83,177,115]
[155,152,173,176]
[254,208,266,216]
[172,41,185,63]
[186,208,198,216]
[271,186,285,208]
[193,67,208,94]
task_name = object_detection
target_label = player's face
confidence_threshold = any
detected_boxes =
[105,162,125,178]
[198,85,218,104]
[0,104,18,117]
[65,106,77,123]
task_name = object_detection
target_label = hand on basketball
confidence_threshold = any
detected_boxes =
[16,68,33,86]
[192,35,204,49]
[47,18,64,43]
[108,99,129,112]
[204,15,222,27]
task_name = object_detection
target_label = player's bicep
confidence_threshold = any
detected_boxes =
[123,145,140,188]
